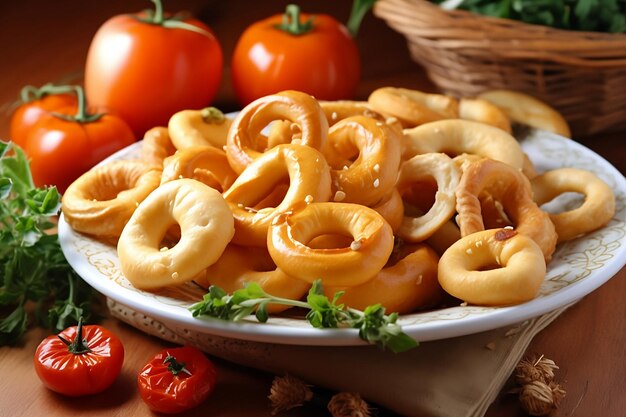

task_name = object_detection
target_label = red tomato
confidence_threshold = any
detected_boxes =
[9,90,77,148]
[84,1,223,138]
[34,319,124,397]
[25,105,135,194]
[231,4,361,106]
[138,346,217,414]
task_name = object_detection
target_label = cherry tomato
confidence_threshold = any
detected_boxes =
[231,4,361,106]
[34,318,124,397]
[138,346,217,414]
[9,85,77,148]
[85,0,223,138]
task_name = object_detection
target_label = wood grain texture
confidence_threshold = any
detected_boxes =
[0,1,624,416]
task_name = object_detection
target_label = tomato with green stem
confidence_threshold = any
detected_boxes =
[231,1,375,106]
[34,318,124,397]
[138,346,217,414]
[85,0,223,138]
[9,84,78,148]
[24,85,135,193]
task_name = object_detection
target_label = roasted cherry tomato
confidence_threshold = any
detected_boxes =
[231,4,361,106]
[9,84,77,148]
[85,0,223,138]
[23,86,135,193]
[138,346,217,414]
[34,318,124,397]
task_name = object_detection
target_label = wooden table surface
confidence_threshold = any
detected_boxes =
[0,1,624,416]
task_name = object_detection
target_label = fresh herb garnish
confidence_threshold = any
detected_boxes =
[189,280,418,353]
[0,141,99,345]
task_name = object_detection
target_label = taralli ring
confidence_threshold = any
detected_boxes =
[117,179,234,290]
[455,158,558,261]
[396,152,460,242]
[324,115,402,206]
[403,119,526,170]
[268,202,395,287]
[169,107,233,150]
[371,188,404,233]
[438,228,546,306]
[324,243,442,314]
[319,100,383,126]
[368,87,459,127]
[161,145,238,193]
[141,126,176,167]
[196,244,310,313]
[531,167,615,242]
[223,144,332,247]
[458,98,512,133]
[61,160,161,239]
[226,90,328,174]
[478,89,571,138]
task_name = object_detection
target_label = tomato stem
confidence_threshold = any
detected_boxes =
[275,4,315,36]
[74,85,88,122]
[347,0,376,38]
[58,317,92,355]
[19,83,75,104]
[52,86,103,124]
[139,0,213,37]
[163,354,192,376]
[150,0,164,24]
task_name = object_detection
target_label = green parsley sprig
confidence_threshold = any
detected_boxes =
[189,280,418,353]
[0,141,99,345]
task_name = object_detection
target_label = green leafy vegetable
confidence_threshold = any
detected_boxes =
[435,0,626,33]
[189,280,418,353]
[0,141,99,345]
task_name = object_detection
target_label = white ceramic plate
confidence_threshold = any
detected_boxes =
[58,130,626,345]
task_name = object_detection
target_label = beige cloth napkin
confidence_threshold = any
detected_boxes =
[109,299,570,417]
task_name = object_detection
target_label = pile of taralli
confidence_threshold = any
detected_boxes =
[61,88,616,314]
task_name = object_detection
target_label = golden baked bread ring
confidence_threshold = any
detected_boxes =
[307,234,355,249]
[531,168,615,242]
[268,202,395,287]
[522,153,538,180]
[480,194,514,230]
[368,87,459,127]
[425,219,461,256]
[396,153,460,242]
[371,188,404,233]
[319,100,383,126]
[401,190,462,255]
[161,146,238,193]
[62,160,161,239]
[458,98,512,133]
[478,90,571,138]
[169,107,233,150]
[141,126,176,167]
[324,243,442,314]
[438,228,546,306]
[456,158,558,261]
[226,90,328,174]
[117,179,234,290]
[265,120,300,149]
[223,144,332,247]
[324,115,402,206]
[195,244,310,313]
[404,119,525,170]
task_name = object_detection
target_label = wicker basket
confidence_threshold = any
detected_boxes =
[374,0,626,137]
